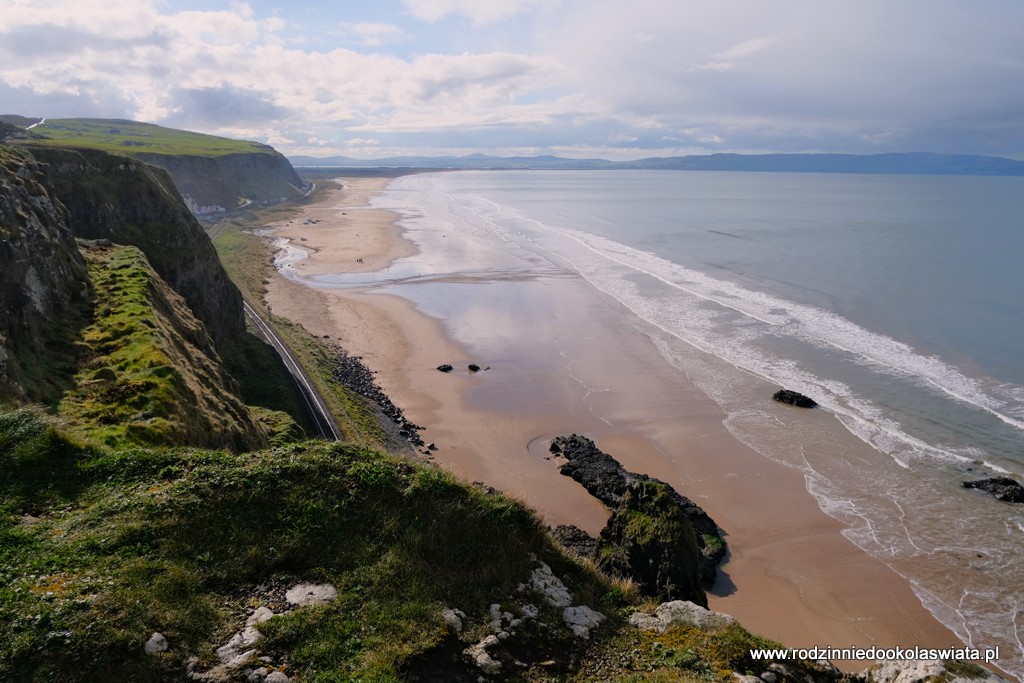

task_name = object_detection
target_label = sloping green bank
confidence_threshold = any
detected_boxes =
[0,410,585,681]
[57,244,269,451]
[1,409,853,683]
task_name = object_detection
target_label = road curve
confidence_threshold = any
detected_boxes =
[242,300,342,441]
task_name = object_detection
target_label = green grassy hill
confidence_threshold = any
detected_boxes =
[22,119,270,157]
[14,118,306,214]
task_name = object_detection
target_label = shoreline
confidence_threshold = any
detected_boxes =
[262,176,970,671]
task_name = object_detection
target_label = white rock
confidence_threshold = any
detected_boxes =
[465,635,503,675]
[246,607,275,627]
[247,668,269,683]
[629,600,735,633]
[562,605,604,639]
[286,583,338,607]
[520,563,572,608]
[265,672,290,683]
[144,632,168,655]
[442,608,464,633]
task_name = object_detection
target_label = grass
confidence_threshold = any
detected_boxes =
[23,119,271,157]
[0,408,603,682]
[568,618,787,682]
[56,245,265,451]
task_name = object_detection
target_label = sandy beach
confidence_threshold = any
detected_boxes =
[263,177,967,670]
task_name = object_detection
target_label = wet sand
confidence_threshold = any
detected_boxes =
[262,177,967,670]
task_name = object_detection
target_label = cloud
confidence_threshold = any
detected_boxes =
[401,0,557,25]
[1,0,1023,158]
[168,86,289,128]
[334,22,406,47]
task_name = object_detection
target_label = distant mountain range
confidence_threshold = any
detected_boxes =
[290,151,1024,176]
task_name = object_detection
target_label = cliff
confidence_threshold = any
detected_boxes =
[0,145,91,403]
[23,145,247,350]
[0,143,267,450]
[135,150,305,216]
[6,117,307,217]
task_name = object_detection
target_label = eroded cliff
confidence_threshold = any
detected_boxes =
[136,149,305,215]
[0,145,91,402]
[23,145,248,350]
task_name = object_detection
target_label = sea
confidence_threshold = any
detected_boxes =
[288,169,1024,678]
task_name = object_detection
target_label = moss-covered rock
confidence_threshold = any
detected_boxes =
[597,481,706,606]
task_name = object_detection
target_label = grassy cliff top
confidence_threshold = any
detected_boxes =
[21,118,272,157]
[1,408,822,683]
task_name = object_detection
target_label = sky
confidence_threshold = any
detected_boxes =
[2,0,1024,160]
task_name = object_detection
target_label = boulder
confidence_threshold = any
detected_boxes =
[962,477,1024,503]
[285,582,338,607]
[468,364,480,372]
[562,605,604,639]
[597,480,707,605]
[772,389,817,408]
[629,600,736,633]
[436,364,453,373]
[551,434,726,591]
[144,632,168,655]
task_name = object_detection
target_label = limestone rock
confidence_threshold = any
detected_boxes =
[629,600,736,633]
[465,634,503,675]
[520,562,572,608]
[442,607,466,633]
[285,582,338,606]
[562,605,604,639]
[144,632,168,655]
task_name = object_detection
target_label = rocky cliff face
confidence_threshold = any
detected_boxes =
[1,143,267,450]
[24,145,247,350]
[136,149,305,216]
[0,145,91,402]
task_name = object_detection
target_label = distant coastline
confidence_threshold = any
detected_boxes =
[291,151,1024,176]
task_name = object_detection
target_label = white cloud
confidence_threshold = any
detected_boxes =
[401,0,556,25]
[1,0,1023,158]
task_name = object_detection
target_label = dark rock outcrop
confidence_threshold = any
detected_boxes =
[437,364,453,373]
[598,480,706,604]
[551,524,598,560]
[551,434,726,602]
[962,477,1024,503]
[0,144,91,402]
[772,389,818,408]
[24,145,246,351]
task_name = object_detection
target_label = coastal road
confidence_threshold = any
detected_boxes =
[242,299,342,442]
